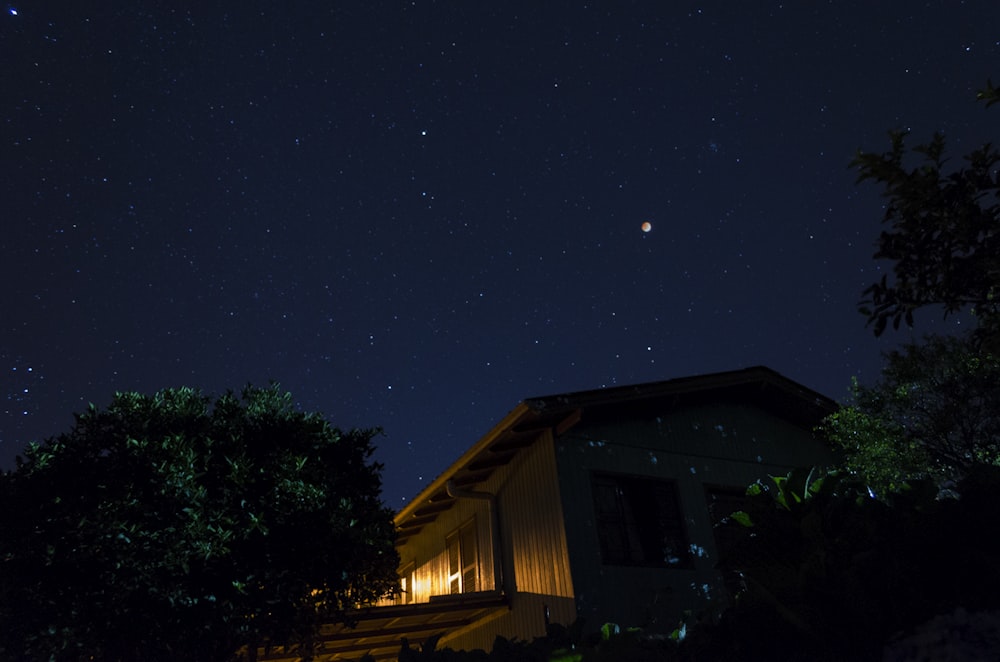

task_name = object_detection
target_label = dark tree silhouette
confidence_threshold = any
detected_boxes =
[692,466,1000,661]
[852,81,1000,340]
[0,384,399,661]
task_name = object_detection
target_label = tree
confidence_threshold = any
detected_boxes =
[674,80,1000,661]
[821,334,1000,496]
[852,82,1000,340]
[834,80,1000,493]
[684,466,1000,661]
[0,384,400,661]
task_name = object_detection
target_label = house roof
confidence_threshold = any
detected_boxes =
[394,366,837,542]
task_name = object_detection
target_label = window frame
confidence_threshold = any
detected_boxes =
[445,517,479,594]
[398,562,415,605]
[704,483,752,594]
[591,471,692,569]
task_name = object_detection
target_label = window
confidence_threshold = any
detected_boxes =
[398,562,414,605]
[705,485,752,553]
[705,485,751,595]
[446,518,478,594]
[705,486,749,528]
[592,473,691,567]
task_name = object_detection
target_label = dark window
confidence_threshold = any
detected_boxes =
[705,485,750,595]
[706,486,752,554]
[706,486,750,529]
[591,473,691,567]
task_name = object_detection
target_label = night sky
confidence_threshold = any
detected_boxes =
[2,2,996,507]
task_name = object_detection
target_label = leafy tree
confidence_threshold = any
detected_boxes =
[831,80,1000,493]
[677,80,1000,661]
[0,384,399,661]
[682,466,1000,661]
[818,397,927,496]
[821,335,1000,495]
[852,81,1000,340]
[977,78,1000,107]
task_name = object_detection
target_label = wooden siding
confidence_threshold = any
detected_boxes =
[394,429,574,608]
[492,429,574,599]
[442,593,576,653]
[389,429,577,653]
[396,497,496,603]
[444,430,576,650]
[555,401,837,633]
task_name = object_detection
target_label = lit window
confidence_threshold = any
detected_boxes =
[592,473,691,567]
[446,518,478,594]
[399,562,414,605]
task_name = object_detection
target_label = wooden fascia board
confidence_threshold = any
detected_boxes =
[316,615,494,643]
[393,402,533,526]
[524,367,834,414]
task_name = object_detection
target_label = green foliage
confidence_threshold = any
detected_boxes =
[820,388,932,496]
[677,78,1000,661]
[851,82,1000,339]
[820,335,1000,495]
[687,466,1000,661]
[977,78,1000,107]
[0,384,399,661]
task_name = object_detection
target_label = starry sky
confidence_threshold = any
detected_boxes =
[2,1,996,507]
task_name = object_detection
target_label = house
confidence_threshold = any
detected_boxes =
[262,366,839,661]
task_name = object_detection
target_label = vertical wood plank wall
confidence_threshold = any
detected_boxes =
[443,430,578,651]
[554,402,838,633]
[491,429,574,599]
[394,429,574,605]
[398,495,494,603]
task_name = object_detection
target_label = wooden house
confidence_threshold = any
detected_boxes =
[263,366,839,660]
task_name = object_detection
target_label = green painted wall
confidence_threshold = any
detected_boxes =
[554,401,838,633]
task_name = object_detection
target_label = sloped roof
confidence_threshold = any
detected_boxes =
[394,366,836,541]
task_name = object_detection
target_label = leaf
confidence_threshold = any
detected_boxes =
[731,510,754,527]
